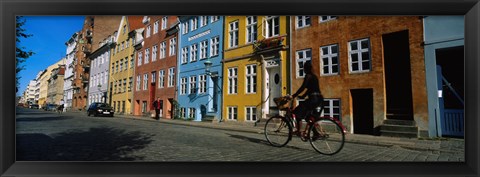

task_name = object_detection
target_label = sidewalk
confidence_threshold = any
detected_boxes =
[111,113,464,154]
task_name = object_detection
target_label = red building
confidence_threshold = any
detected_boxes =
[133,16,179,118]
[72,16,94,111]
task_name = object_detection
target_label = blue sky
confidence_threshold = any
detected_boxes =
[17,16,85,96]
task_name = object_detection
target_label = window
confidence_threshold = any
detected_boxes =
[199,40,208,59]
[160,42,166,59]
[323,99,341,121]
[121,42,124,51]
[142,101,147,113]
[162,16,168,30]
[144,48,150,64]
[128,77,133,91]
[348,38,371,72]
[180,107,186,118]
[200,16,208,27]
[126,39,129,48]
[151,71,156,84]
[130,56,134,68]
[229,21,239,48]
[119,59,123,71]
[152,45,158,61]
[146,25,151,38]
[115,61,119,73]
[296,49,312,78]
[211,16,220,22]
[155,70,163,88]
[320,16,337,23]
[168,67,175,87]
[190,44,197,62]
[188,108,196,119]
[181,47,188,64]
[246,107,257,121]
[182,21,189,34]
[320,44,339,75]
[228,67,238,94]
[137,52,143,66]
[296,16,311,28]
[123,25,127,34]
[180,77,187,95]
[191,17,198,31]
[246,16,257,43]
[265,16,279,38]
[143,74,148,90]
[124,57,128,71]
[169,37,176,56]
[123,79,127,93]
[189,76,197,94]
[198,75,207,94]
[154,20,159,34]
[136,75,141,91]
[245,64,257,94]
[227,106,237,120]
[210,36,219,57]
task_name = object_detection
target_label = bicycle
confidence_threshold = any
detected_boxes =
[264,95,347,155]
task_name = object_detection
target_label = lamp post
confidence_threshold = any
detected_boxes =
[204,59,221,122]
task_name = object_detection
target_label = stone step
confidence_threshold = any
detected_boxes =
[380,124,418,133]
[383,119,416,126]
[380,130,418,138]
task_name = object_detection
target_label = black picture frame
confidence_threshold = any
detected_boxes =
[1,0,478,176]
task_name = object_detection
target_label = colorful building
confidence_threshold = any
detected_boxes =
[423,16,464,138]
[47,65,65,105]
[109,16,143,115]
[133,16,179,118]
[290,16,427,137]
[72,16,94,111]
[63,32,79,110]
[38,58,66,108]
[177,16,224,121]
[222,16,290,123]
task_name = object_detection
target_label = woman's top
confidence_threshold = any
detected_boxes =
[293,73,321,97]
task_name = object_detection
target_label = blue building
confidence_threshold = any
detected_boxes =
[423,16,464,138]
[177,16,224,121]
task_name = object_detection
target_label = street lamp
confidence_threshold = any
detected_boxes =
[204,58,218,77]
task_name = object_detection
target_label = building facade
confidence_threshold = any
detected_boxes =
[222,16,290,123]
[72,16,94,111]
[47,65,65,105]
[133,16,179,119]
[38,58,65,107]
[34,71,44,104]
[177,16,224,121]
[109,16,143,115]
[26,80,36,105]
[290,16,427,137]
[423,16,464,138]
[64,32,78,110]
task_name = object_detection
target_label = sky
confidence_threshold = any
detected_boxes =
[17,16,85,97]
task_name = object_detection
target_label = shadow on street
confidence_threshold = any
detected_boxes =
[226,133,304,150]
[16,126,154,161]
[16,116,74,122]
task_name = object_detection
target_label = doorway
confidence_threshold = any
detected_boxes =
[382,30,414,120]
[351,89,374,135]
[266,62,281,115]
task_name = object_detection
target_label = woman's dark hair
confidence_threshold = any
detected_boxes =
[304,60,313,74]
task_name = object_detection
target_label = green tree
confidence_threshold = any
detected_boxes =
[16,16,35,93]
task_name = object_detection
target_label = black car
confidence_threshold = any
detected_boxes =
[87,102,114,117]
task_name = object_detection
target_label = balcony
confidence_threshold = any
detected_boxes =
[253,36,286,53]
[86,30,93,39]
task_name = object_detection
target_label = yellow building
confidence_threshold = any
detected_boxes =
[38,58,66,108]
[222,16,290,122]
[109,16,141,115]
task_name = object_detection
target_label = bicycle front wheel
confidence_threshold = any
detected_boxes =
[264,116,292,147]
[308,118,345,155]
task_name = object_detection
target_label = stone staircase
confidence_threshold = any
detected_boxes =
[202,114,216,122]
[380,119,418,138]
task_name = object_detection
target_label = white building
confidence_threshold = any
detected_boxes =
[26,80,36,104]
[63,32,79,110]
[34,70,44,104]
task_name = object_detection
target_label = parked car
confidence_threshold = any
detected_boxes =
[29,104,39,109]
[87,102,114,117]
[44,104,58,111]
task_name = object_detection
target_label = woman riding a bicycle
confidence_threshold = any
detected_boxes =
[289,61,324,136]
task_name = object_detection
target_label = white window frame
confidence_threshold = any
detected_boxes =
[348,38,371,73]
[160,41,166,59]
[151,71,156,84]
[320,44,340,76]
[182,21,189,35]
[169,37,176,56]
[189,75,197,94]
[153,20,159,34]
[130,56,134,68]
[265,16,279,38]
[180,77,187,95]
[162,16,168,30]
[211,16,220,23]
[180,107,186,118]
[246,16,257,44]
[143,74,148,90]
[296,16,311,28]
[144,48,150,64]
[128,77,133,91]
[210,36,219,57]
[198,74,207,94]
[146,25,151,38]
[168,67,175,87]
[152,45,158,62]
[188,108,196,119]
[227,106,238,120]
[228,67,238,94]
[181,47,188,64]
[136,75,141,91]
[158,70,165,88]
[245,106,257,122]
[190,44,198,62]
[199,40,208,59]
[229,21,239,48]
[320,16,337,23]
[296,49,312,78]
[191,17,198,31]
[245,64,257,94]
[322,99,341,121]
[200,16,208,27]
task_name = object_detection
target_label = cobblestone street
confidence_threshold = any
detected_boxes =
[16,108,465,162]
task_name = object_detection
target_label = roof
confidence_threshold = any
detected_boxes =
[127,16,144,31]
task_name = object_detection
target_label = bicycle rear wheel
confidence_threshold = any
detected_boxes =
[264,116,292,147]
[308,118,345,155]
